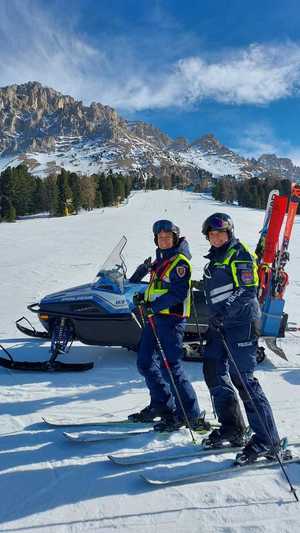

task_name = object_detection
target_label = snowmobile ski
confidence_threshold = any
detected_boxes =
[0,345,93,372]
[1,316,94,372]
[142,452,300,486]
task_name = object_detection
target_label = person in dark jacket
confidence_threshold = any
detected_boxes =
[201,212,281,464]
[129,219,207,432]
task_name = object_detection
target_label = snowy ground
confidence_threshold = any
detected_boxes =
[0,189,300,532]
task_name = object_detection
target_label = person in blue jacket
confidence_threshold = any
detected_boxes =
[201,212,281,464]
[129,219,208,432]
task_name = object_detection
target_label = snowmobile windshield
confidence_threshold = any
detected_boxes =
[94,236,127,293]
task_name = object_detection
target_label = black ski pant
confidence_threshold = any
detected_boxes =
[203,324,280,447]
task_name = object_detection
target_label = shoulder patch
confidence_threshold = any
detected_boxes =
[176,265,187,278]
[240,269,254,284]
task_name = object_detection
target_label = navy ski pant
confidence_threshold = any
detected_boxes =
[137,315,201,420]
[203,324,280,446]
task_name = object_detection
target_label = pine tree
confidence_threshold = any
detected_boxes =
[69,172,81,214]
[45,175,59,216]
[80,175,96,210]
[56,168,72,216]
[102,174,114,206]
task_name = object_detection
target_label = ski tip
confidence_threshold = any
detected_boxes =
[42,416,57,426]
[63,432,79,441]
[140,474,164,485]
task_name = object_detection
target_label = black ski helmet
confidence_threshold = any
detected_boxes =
[152,219,180,246]
[202,213,234,239]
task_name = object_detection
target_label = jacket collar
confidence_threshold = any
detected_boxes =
[156,237,192,262]
[204,237,238,261]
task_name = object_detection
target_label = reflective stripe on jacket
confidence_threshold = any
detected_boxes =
[203,240,260,325]
[145,253,191,317]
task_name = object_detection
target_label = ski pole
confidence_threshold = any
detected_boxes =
[148,315,197,445]
[219,329,298,502]
[191,289,217,419]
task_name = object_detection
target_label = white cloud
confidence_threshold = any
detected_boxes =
[233,123,300,167]
[1,2,300,112]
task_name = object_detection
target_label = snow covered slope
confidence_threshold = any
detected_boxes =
[0,190,300,532]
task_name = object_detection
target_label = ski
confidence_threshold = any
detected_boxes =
[258,183,300,351]
[257,194,288,303]
[108,443,244,466]
[273,183,300,298]
[142,453,300,486]
[63,428,153,442]
[63,425,213,443]
[261,194,288,264]
[255,189,279,262]
[42,415,218,429]
[42,415,152,428]
[109,439,300,466]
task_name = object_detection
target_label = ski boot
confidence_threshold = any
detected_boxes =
[153,412,185,432]
[234,436,290,465]
[202,426,248,449]
[189,410,211,432]
[128,405,163,423]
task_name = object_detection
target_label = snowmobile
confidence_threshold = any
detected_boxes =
[0,235,287,372]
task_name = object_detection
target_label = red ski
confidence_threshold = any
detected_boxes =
[273,184,300,297]
[258,194,288,303]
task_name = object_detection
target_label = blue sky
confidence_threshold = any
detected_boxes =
[1,0,300,162]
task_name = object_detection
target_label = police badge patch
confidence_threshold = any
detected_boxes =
[176,265,187,278]
[240,269,254,284]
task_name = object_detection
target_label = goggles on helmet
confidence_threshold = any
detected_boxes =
[206,216,231,232]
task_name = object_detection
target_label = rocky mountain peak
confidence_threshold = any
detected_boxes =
[0,82,299,183]
[191,133,226,153]
[0,81,125,155]
[126,120,172,148]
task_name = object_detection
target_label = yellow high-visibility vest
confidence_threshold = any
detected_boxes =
[144,254,191,317]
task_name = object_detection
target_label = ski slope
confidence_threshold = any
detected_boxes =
[0,189,300,532]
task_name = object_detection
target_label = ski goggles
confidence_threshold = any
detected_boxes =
[206,217,231,231]
[152,220,178,235]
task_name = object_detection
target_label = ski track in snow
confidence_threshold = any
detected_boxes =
[0,190,300,532]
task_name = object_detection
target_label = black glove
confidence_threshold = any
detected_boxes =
[133,292,145,306]
[129,257,152,283]
[209,314,224,331]
[143,257,152,270]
